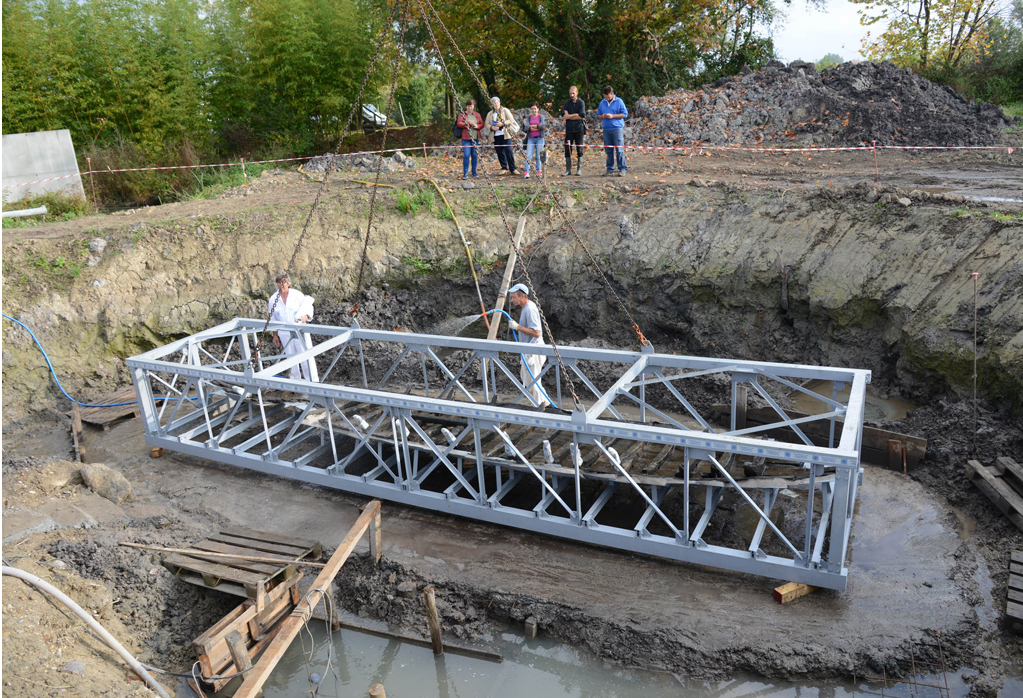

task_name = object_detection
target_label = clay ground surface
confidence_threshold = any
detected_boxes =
[4,148,1020,242]
[2,407,1022,696]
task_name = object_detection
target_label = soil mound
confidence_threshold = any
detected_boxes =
[630,60,1017,148]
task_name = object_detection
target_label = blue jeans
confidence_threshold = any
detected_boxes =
[603,129,626,172]
[461,139,478,177]
[525,136,544,173]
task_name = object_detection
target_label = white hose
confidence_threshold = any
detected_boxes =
[1,565,173,698]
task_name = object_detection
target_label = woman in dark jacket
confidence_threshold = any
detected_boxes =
[455,100,482,179]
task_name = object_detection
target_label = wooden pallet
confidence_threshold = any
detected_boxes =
[192,573,302,691]
[1009,551,1023,630]
[75,386,140,430]
[966,457,1023,533]
[163,527,322,612]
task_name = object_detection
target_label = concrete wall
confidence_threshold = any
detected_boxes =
[2,129,86,204]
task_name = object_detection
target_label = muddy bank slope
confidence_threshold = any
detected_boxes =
[3,183,1020,417]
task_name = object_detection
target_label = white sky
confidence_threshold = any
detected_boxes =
[768,0,888,63]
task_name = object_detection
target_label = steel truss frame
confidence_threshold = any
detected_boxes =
[128,318,869,590]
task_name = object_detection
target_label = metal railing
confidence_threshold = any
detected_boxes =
[127,318,869,590]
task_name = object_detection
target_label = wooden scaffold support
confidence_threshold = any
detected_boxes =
[231,500,383,698]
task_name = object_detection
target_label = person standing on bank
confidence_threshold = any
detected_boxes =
[268,272,316,381]
[484,96,519,175]
[456,99,483,180]
[561,85,586,176]
[505,283,551,408]
[597,86,628,176]
[523,102,545,178]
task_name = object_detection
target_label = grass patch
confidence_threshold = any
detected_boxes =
[1002,101,1023,119]
[186,162,275,200]
[2,191,92,229]
[395,187,436,215]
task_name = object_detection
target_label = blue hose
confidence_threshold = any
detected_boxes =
[486,309,558,408]
[1,312,175,408]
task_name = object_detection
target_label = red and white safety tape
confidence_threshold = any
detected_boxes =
[3,142,1015,190]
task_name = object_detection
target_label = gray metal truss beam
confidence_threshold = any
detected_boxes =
[127,318,871,591]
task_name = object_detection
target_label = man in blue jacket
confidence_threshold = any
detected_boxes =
[597,86,628,176]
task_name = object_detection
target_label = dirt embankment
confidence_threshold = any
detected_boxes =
[3,176,1021,418]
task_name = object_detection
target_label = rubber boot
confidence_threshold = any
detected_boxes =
[575,156,583,176]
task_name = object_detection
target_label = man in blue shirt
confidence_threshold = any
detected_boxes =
[597,86,628,176]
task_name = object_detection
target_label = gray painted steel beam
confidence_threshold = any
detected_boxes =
[127,318,869,591]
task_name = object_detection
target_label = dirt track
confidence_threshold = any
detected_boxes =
[4,148,1020,242]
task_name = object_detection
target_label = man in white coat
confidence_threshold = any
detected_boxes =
[505,283,551,408]
[268,271,316,381]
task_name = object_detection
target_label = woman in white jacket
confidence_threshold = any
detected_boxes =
[483,96,519,175]
[268,271,315,381]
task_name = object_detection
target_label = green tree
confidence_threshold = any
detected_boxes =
[411,0,778,107]
[853,0,1003,69]
[817,52,844,68]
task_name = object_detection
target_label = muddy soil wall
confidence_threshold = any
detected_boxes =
[2,183,1020,418]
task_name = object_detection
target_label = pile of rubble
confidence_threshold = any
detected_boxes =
[629,60,1017,148]
[304,149,418,174]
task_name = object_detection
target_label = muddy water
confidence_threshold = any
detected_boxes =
[196,622,987,698]
[789,380,918,422]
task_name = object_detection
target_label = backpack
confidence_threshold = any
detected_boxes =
[452,119,462,139]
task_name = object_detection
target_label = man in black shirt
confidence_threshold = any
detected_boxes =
[562,85,586,176]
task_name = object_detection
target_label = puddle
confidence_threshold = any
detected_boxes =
[790,380,918,423]
[182,621,997,698]
[973,554,998,631]
[968,196,1023,203]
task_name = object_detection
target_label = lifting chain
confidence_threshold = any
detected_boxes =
[252,0,402,369]
[416,0,583,409]
[421,0,650,350]
[351,0,411,318]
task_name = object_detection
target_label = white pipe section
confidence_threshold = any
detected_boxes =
[1,566,173,698]
[2,205,47,219]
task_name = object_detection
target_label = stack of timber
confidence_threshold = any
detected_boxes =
[193,573,303,691]
[966,457,1023,533]
[161,527,322,611]
[73,387,140,430]
[1009,551,1023,631]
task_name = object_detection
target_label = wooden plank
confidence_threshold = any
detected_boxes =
[163,553,269,587]
[1009,588,1023,603]
[218,527,321,555]
[773,582,817,604]
[1010,575,1023,592]
[207,534,316,559]
[888,439,903,472]
[191,540,296,573]
[1010,561,1023,576]
[71,403,84,463]
[194,577,300,680]
[225,631,254,675]
[320,614,503,663]
[1011,551,1023,565]
[175,545,282,577]
[233,500,382,698]
[966,461,1023,533]
[994,457,1023,494]
[1008,601,1023,621]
